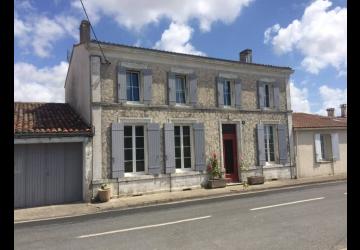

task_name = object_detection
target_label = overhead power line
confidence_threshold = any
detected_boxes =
[79,0,110,64]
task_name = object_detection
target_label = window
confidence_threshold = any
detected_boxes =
[126,71,140,101]
[174,125,192,169]
[319,134,332,161]
[124,125,145,173]
[264,125,275,162]
[175,75,187,104]
[223,80,231,106]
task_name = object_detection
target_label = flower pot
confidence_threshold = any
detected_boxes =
[247,176,265,185]
[206,178,227,189]
[98,187,112,202]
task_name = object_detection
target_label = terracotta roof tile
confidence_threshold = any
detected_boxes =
[14,102,93,137]
[293,112,347,129]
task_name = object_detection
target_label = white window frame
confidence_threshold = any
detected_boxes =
[223,80,232,107]
[263,83,274,108]
[126,70,142,104]
[319,133,333,161]
[124,125,147,175]
[175,74,187,105]
[264,125,277,164]
[174,125,194,172]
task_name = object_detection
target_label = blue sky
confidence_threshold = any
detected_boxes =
[14,0,347,115]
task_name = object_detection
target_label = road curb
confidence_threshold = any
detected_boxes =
[14,178,346,225]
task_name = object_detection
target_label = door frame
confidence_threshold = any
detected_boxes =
[218,120,243,182]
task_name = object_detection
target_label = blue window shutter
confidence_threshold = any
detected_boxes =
[189,73,198,106]
[258,82,265,109]
[257,124,266,166]
[164,123,176,173]
[194,123,206,171]
[168,72,176,105]
[143,69,152,105]
[331,133,340,160]
[117,66,127,103]
[112,123,124,178]
[273,83,280,110]
[314,134,322,162]
[147,123,161,174]
[235,79,242,108]
[277,124,288,164]
[217,77,224,107]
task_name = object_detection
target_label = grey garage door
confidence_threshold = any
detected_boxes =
[14,143,83,208]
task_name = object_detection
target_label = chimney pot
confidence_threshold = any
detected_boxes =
[340,104,347,117]
[239,49,252,63]
[80,20,91,44]
[326,108,335,117]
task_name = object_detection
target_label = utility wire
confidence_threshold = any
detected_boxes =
[79,0,110,64]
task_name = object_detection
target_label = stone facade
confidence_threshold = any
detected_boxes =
[66,39,294,199]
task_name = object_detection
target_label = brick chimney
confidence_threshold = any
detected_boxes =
[340,104,347,117]
[326,108,335,117]
[80,20,90,44]
[239,49,252,63]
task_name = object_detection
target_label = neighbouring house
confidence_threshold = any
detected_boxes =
[14,102,93,208]
[64,20,295,199]
[293,104,347,178]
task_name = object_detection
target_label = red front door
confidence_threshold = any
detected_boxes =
[222,124,238,182]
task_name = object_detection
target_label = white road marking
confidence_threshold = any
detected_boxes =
[250,197,325,211]
[77,215,212,239]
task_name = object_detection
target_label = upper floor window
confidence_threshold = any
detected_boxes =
[223,80,232,106]
[126,71,140,102]
[175,75,187,104]
[174,125,192,170]
[124,125,145,173]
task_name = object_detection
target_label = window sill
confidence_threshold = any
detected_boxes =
[174,104,192,108]
[316,160,334,163]
[125,101,144,106]
[173,169,202,177]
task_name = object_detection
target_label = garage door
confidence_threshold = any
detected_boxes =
[14,143,83,208]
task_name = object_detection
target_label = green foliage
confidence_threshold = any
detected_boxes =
[207,152,222,179]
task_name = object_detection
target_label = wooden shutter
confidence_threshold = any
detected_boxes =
[112,123,124,178]
[314,133,322,162]
[277,124,288,164]
[257,124,266,166]
[217,77,224,107]
[258,81,265,109]
[117,66,127,103]
[235,79,242,108]
[147,123,161,174]
[168,72,176,105]
[194,123,206,171]
[273,83,280,110]
[331,133,340,160]
[164,123,176,173]
[143,69,152,105]
[189,73,198,106]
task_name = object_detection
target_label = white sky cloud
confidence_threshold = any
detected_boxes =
[290,81,311,113]
[154,22,205,55]
[264,0,347,74]
[71,0,253,32]
[316,85,347,116]
[14,61,69,103]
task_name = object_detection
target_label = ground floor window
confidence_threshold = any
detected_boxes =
[319,134,332,161]
[124,125,145,173]
[174,125,192,169]
[264,125,275,162]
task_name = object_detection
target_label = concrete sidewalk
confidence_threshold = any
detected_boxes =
[14,174,347,223]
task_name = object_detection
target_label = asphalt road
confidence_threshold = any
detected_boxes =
[14,181,347,250]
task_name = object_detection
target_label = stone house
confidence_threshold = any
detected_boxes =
[65,20,295,199]
[293,105,347,178]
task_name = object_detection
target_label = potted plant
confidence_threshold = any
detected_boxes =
[98,183,112,202]
[239,155,264,185]
[206,152,226,189]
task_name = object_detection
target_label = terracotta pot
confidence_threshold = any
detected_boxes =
[98,187,112,202]
[207,179,227,189]
[247,176,265,185]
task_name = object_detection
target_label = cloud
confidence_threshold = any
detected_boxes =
[14,11,79,58]
[290,81,311,113]
[316,85,347,116]
[264,0,347,74]
[14,61,69,102]
[154,22,205,55]
[71,0,253,32]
